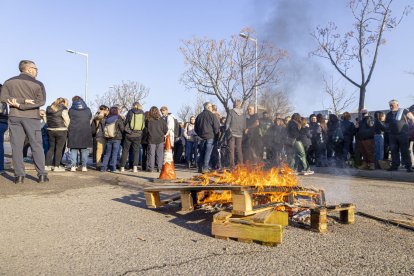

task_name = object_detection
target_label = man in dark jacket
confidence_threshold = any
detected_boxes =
[120,102,145,172]
[385,99,412,172]
[0,60,48,183]
[68,96,92,172]
[195,102,220,173]
[356,109,375,170]
[225,99,246,168]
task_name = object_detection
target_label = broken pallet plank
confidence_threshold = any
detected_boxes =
[212,211,283,245]
[212,219,283,245]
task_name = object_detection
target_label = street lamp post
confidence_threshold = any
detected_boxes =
[66,49,89,102]
[239,32,258,113]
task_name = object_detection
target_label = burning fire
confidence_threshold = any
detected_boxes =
[190,164,316,205]
[191,164,297,189]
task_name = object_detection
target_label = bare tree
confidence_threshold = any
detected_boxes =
[323,76,356,115]
[180,28,287,113]
[176,104,192,122]
[177,93,207,122]
[311,0,410,114]
[94,80,149,113]
[258,89,293,117]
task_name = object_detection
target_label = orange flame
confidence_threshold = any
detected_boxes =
[191,164,305,205]
[191,163,297,189]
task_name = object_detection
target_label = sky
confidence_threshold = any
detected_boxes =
[1,0,413,117]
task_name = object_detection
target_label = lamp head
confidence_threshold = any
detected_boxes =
[239,33,249,39]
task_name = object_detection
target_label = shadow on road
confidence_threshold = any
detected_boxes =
[112,192,215,237]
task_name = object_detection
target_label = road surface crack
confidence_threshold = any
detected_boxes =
[119,249,268,275]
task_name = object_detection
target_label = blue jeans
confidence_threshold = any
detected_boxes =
[101,140,121,171]
[374,134,384,162]
[198,138,214,172]
[185,140,197,163]
[0,123,8,172]
[70,148,89,167]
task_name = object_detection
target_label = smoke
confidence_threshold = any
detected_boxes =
[253,0,325,113]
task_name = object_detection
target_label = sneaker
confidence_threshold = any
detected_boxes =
[53,166,66,172]
[81,166,87,172]
[44,166,52,171]
[23,157,32,163]
[133,166,138,173]
[303,170,314,176]
[70,166,77,172]
[120,167,125,172]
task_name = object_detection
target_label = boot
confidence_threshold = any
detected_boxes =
[133,166,138,173]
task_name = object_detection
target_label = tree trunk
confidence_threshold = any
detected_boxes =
[358,86,366,113]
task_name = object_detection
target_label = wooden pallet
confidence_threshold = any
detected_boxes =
[144,184,319,215]
[212,210,286,245]
[310,203,355,233]
[144,185,250,211]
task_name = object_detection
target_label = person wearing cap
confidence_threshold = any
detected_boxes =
[385,100,412,172]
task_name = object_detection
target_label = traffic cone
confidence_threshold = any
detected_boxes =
[158,134,177,180]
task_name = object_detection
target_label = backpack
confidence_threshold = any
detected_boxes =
[103,120,117,138]
[130,113,144,131]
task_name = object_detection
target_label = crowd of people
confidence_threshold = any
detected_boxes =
[1,60,414,184]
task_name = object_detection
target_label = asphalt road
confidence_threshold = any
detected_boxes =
[0,166,413,275]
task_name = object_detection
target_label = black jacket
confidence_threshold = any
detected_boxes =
[195,110,220,140]
[68,99,93,148]
[373,119,386,135]
[385,109,410,135]
[146,118,168,144]
[124,108,145,139]
[299,126,312,148]
[341,120,355,138]
[356,116,375,140]
[287,120,301,140]
[46,104,66,128]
